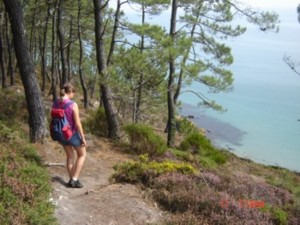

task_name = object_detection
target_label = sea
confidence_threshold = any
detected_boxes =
[117,1,300,171]
[179,6,300,172]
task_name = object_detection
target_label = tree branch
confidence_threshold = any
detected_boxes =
[283,55,300,76]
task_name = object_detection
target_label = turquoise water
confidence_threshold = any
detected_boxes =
[122,3,300,171]
[180,8,300,172]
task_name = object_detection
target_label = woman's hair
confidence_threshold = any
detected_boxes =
[60,83,75,97]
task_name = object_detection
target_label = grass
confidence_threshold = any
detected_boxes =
[124,123,167,156]
[0,87,28,124]
[179,131,227,169]
[169,148,194,162]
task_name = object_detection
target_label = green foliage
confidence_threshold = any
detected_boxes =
[0,120,56,224]
[176,117,198,136]
[124,123,167,156]
[112,154,198,184]
[180,131,210,153]
[0,88,28,123]
[169,148,194,162]
[110,44,168,123]
[272,208,288,225]
[83,107,108,137]
[265,168,300,195]
[180,131,227,168]
[0,122,20,143]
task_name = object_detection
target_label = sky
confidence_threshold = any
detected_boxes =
[240,0,299,9]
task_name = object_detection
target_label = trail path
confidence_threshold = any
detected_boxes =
[37,134,164,225]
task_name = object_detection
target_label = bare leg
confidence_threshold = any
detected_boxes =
[63,145,75,179]
[72,145,86,179]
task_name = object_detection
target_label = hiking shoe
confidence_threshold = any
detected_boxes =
[66,179,73,187]
[68,179,83,188]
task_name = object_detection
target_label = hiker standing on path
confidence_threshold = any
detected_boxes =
[53,83,87,188]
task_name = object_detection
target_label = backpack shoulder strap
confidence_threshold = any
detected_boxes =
[52,100,60,109]
[52,100,74,109]
[63,100,74,110]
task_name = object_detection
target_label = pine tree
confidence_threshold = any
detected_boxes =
[4,0,48,142]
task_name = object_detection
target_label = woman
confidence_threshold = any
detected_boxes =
[54,83,86,188]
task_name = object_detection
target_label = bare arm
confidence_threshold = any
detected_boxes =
[72,103,86,147]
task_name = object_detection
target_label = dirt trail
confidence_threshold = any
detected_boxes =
[37,134,165,225]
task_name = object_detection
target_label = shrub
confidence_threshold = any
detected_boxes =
[180,131,227,167]
[272,208,288,225]
[83,107,107,137]
[0,89,28,123]
[0,120,56,224]
[223,172,293,208]
[169,148,194,162]
[111,154,198,184]
[180,131,212,153]
[176,117,198,136]
[152,173,275,224]
[124,123,167,156]
[152,173,220,214]
[162,213,201,225]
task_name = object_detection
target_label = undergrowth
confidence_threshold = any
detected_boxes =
[83,106,108,137]
[124,123,167,156]
[179,131,227,168]
[111,154,198,184]
[112,124,300,224]
[0,88,28,123]
[0,90,56,224]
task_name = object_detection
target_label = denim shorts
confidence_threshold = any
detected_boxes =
[60,132,82,147]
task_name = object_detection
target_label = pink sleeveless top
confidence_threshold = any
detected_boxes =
[54,99,77,132]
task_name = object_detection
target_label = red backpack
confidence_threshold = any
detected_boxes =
[50,101,74,142]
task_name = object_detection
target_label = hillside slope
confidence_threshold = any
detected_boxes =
[37,135,165,225]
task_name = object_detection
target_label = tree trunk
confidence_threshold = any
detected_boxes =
[29,0,37,55]
[174,22,197,105]
[40,0,51,92]
[89,76,97,99]
[51,0,58,101]
[0,8,6,88]
[4,0,48,142]
[5,13,16,86]
[0,33,6,88]
[106,0,120,67]
[135,4,146,123]
[57,0,67,86]
[167,0,178,147]
[6,16,15,86]
[67,17,73,81]
[93,0,120,139]
[77,0,88,108]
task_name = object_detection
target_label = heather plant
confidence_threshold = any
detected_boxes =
[111,154,198,184]
[265,168,300,196]
[0,120,56,224]
[162,213,201,225]
[152,173,221,214]
[223,172,293,208]
[151,172,279,224]
[124,123,167,156]
[202,172,221,187]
